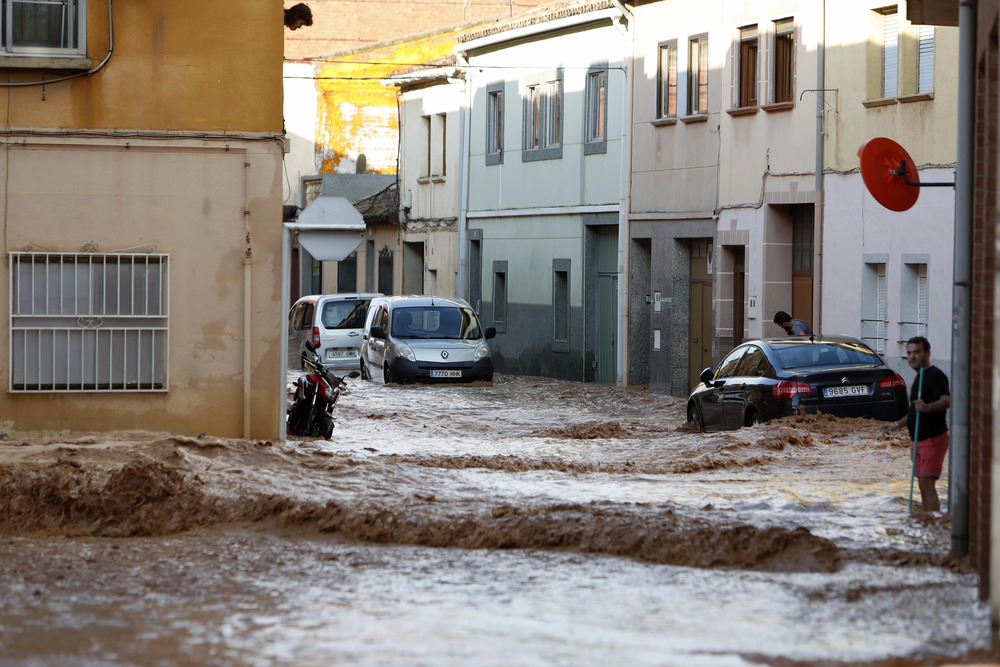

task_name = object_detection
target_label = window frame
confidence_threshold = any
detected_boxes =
[3,0,87,57]
[485,81,504,166]
[771,17,795,105]
[10,251,170,392]
[657,40,678,119]
[522,69,564,162]
[491,260,508,333]
[584,62,608,155]
[552,259,570,353]
[737,25,759,109]
[687,35,709,116]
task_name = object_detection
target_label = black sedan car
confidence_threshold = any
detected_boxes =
[687,336,909,432]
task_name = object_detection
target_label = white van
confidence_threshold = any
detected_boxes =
[361,295,496,383]
[287,293,381,370]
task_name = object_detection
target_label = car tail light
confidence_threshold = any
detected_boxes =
[773,380,812,400]
[312,326,321,349]
[879,373,906,390]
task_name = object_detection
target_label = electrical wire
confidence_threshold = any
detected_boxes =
[0,0,114,87]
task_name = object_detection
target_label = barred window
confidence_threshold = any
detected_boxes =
[10,252,169,392]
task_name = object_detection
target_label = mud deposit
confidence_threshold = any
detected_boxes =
[0,375,990,665]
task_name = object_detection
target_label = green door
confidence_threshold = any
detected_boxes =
[595,226,618,384]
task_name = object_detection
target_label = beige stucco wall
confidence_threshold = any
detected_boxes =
[825,0,959,170]
[1,135,284,439]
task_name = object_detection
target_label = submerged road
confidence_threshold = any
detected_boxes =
[0,375,989,666]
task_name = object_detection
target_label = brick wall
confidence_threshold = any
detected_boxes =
[284,0,554,59]
[970,6,999,602]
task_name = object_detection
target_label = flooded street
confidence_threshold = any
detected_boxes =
[0,375,990,665]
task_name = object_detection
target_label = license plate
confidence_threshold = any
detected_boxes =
[326,349,353,359]
[431,370,462,378]
[823,385,868,398]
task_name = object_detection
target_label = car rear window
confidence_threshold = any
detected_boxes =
[391,307,482,340]
[321,299,371,330]
[774,342,881,369]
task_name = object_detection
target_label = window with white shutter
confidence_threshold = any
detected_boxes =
[918,24,934,94]
[882,8,898,98]
[862,262,887,355]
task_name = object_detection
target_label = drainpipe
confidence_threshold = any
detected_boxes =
[616,3,633,387]
[279,224,291,441]
[243,157,253,440]
[457,54,472,301]
[954,0,975,560]
[813,0,825,336]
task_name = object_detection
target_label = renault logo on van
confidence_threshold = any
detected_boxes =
[441,351,449,359]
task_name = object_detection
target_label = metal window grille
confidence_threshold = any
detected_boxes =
[882,8,898,98]
[861,265,887,355]
[918,24,934,93]
[10,252,170,392]
[917,266,928,337]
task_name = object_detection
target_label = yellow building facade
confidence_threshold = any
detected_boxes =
[2,0,287,439]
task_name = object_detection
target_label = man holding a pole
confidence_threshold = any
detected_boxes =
[880,336,951,513]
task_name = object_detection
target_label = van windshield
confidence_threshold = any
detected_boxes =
[321,299,371,330]
[390,307,482,340]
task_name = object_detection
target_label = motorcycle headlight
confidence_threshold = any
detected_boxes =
[396,343,416,362]
[474,343,491,362]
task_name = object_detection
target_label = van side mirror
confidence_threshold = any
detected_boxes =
[484,327,496,340]
[699,368,714,385]
[370,326,385,340]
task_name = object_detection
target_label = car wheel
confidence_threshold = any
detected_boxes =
[745,409,763,428]
[688,404,704,432]
[360,362,370,381]
[383,363,394,385]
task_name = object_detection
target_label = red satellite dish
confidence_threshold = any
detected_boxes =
[857,138,920,212]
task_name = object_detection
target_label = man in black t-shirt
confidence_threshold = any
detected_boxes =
[880,336,951,513]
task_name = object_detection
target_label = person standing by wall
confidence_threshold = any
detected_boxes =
[285,3,313,30]
[773,311,812,335]
[880,336,951,513]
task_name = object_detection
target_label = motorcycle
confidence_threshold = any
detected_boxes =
[287,341,360,439]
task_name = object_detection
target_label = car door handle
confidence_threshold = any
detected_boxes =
[348,331,360,337]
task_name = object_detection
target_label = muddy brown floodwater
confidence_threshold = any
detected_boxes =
[0,375,991,666]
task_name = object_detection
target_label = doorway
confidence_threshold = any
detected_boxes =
[402,241,424,295]
[732,246,745,346]
[594,226,618,384]
[688,239,713,392]
[792,206,814,326]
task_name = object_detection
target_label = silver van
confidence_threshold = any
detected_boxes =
[360,295,496,383]
[287,293,381,370]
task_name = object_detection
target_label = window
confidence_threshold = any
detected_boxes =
[299,302,314,330]
[419,115,431,179]
[553,259,570,353]
[337,252,357,293]
[2,0,85,55]
[861,262,888,355]
[657,41,678,118]
[431,113,447,177]
[898,259,928,356]
[10,252,169,392]
[772,18,794,104]
[492,260,508,333]
[688,36,709,115]
[544,80,561,148]
[918,24,934,93]
[735,346,764,377]
[714,347,747,380]
[738,25,758,107]
[522,71,563,162]
[525,84,541,151]
[486,82,504,166]
[585,64,608,155]
[882,7,899,98]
